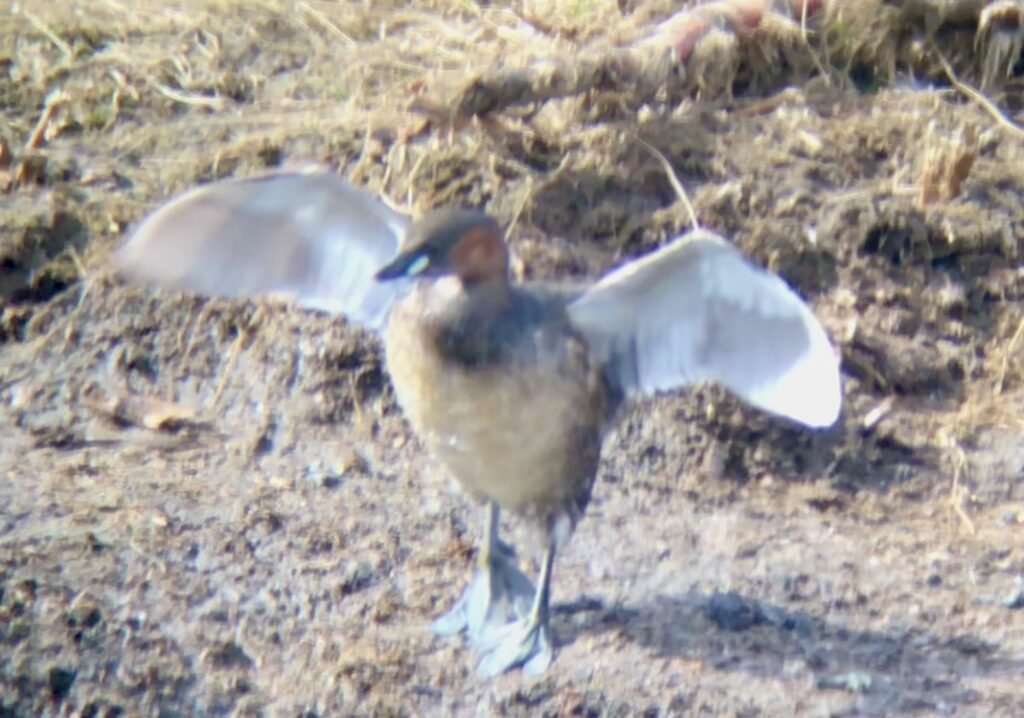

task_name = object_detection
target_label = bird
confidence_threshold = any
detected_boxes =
[113,164,842,677]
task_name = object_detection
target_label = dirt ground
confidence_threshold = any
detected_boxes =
[2,1,1024,716]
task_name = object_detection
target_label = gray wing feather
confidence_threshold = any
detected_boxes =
[567,230,841,428]
[112,167,408,330]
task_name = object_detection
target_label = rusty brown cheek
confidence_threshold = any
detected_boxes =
[451,227,503,281]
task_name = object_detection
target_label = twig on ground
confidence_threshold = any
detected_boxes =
[995,313,1024,396]
[24,90,67,151]
[298,1,357,47]
[149,80,230,110]
[932,44,1024,142]
[948,441,977,536]
[58,248,94,353]
[211,305,265,410]
[635,139,699,230]
[20,9,73,58]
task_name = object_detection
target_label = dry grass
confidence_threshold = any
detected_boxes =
[5,0,1020,213]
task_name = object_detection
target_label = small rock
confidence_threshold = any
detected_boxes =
[48,666,76,701]
[816,671,873,693]
[206,641,254,670]
[340,560,375,596]
[268,475,293,490]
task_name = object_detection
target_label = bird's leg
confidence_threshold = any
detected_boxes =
[430,503,534,641]
[475,541,555,677]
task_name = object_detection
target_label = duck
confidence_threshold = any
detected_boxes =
[113,163,842,676]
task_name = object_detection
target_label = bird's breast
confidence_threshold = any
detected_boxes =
[383,285,605,515]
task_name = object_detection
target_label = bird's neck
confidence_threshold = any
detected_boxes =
[427,282,537,369]
[460,274,512,307]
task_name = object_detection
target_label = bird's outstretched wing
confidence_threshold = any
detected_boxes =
[112,166,409,330]
[567,230,841,427]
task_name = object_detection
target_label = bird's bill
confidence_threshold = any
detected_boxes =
[374,247,431,281]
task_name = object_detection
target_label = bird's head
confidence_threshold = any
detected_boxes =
[374,209,508,287]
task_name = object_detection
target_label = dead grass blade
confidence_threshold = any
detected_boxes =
[932,44,1024,142]
[635,139,699,230]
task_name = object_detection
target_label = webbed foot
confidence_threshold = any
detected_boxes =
[429,540,534,641]
[430,506,534,642]
[476,616,553,677]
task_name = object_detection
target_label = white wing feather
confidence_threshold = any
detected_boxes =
[112,167,408,330]
[567,230,841,427]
